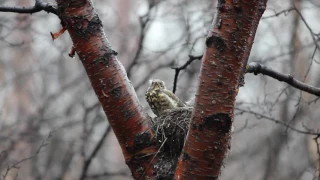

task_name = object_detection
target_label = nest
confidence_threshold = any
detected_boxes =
[150,107,192,179]
[152,107,192,156]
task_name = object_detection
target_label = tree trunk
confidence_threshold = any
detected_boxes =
[175,0,268,179]
[55,0,159,179]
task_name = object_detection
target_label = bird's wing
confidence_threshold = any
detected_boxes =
[163,89,186,107]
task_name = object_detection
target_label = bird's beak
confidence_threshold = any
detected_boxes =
[153,82,161,89]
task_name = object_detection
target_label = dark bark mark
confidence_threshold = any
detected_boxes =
[230,32,237,52]
[203,113,231,133]
[92,55,108,66]
[111,87,122,100]
[75,15,102,37]
[238,76,245,87]
[217,0,226,11]
[134,131,152,148]
[92,51,117,65]
[217,75,224,86]
[57,0,87,9]
[125,131,153,154]
[182,152,191,161]
[191,123,202,131]
[205,34,226,52]
[56,0,87,18]
[126,153,153,173]
[233,0,242,12]
[60,14,102,39]
[181,152,197,171]
[121,108,135,120]
[258,0,267,12]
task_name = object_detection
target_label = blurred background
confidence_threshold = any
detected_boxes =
[0,0,320,179]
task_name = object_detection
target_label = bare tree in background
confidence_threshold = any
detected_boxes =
[0,0,319,180]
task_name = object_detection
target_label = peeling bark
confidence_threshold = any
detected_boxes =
[54,0,158,179]
[175,0,268,179]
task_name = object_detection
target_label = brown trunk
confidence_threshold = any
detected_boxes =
[175,0,267,179]
[55,0,158,179]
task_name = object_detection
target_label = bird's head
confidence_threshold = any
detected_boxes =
[148,79,166,91]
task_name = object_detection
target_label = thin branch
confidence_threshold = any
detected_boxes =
[236,108,319,135]
[0,0,57,15]
[247,62,320,96]
[293,6,320,50]
[314,135,320,179]
[1,132,51,180]
[85,171,129,179]
[126,17,146,79]
[171,55,202,93]
[262,7,295,19]
[79,126,112,180]
[127,9,152,79]
[126,1,161,79]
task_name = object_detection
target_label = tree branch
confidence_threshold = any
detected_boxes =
[85,171,129,179]
[0,0,57,15]
[1,132,51,180]
[236,107,319,136]
[293,6,320,50]
[126,2,156,79]
[314,135,320,179]
[171,55,202,93]
[79,126,112,180]
[261,7,294,19]
[247,62,320,96]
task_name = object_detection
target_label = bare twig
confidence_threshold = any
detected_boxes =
[236,107,319,135]
[127,12,151,79]
[247,62,320,97]
[85,171,129,179]
[293,6,320,50]
[79,126,112,180]
[171,55,202,93]
[314,135,320,180]
[262,7,295,19]
[1,132,51,180]
[0,0,57,15]
[127,1,161,79]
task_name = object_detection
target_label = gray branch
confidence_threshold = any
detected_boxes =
[0,0,57,15]
[247,62,320,96]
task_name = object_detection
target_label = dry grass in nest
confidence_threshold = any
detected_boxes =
[150,107,192,179]
[151,107,192,157]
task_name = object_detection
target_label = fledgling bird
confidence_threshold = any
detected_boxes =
[145,79,186,116]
